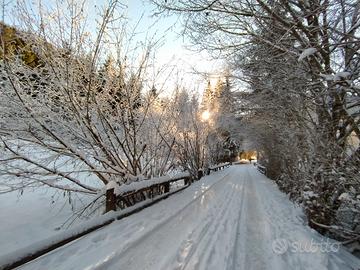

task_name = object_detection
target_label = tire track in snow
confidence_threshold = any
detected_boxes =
[194,175,247,270]
[240,168,273,269]
[175,178,242,270]
[227,170,248,270]
[168,182,237,269]
[230,166,286,270]
[89,168,235,270]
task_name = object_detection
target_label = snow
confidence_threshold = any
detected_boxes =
[0,187,78,256]
[298,48,317,61]
[106,181,118,190]
[338,193,352,202]
[303,191,318,199]
[334,72,351,81]
[116,172,190,195]
[0,141,104,257]
[320,74,335,81]
[0,211,117,269]
[318,72,352,82]
[106,180,122,196]
[208,162,230,170]
[12,165,360,270]
[0,186,187,269]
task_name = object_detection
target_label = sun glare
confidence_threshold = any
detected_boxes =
[201,111,211,121]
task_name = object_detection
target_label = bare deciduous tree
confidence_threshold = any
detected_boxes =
[0,0,177,216]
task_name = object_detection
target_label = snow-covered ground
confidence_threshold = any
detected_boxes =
[12,165,359,270]
[0,188,68,254]
[0,187,95,256]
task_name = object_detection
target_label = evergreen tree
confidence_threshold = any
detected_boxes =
[200,80,214,112]
[207,75,239,163]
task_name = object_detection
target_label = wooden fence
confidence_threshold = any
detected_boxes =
[106,162,230,212]
[257,164,267,175]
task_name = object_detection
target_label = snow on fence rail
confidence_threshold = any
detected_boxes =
[257,164,267,175]
[106,172,192,212]
[208,162,229,171]
[105,163,230,212]
[0,163,230,270]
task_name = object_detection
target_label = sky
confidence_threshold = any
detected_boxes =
[2,0,224,94]
[123,0,224,93]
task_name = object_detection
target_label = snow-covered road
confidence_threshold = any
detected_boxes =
[19,165,359,270]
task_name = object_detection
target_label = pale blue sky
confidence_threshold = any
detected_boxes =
[3,0,223,93]
[124,0,223,91]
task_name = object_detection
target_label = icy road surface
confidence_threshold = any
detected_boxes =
[19,165,359,270]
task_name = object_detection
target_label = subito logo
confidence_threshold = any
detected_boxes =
[272,238,288,254]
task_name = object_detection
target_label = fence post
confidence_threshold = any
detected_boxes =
[164,182,170,193]
[105,188,116,213]
[197,169,203,180]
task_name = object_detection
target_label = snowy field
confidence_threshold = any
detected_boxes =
[0,140,105,256]
[0,187,91,256]
[5,165,358,270]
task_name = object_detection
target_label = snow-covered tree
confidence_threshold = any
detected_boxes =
[0,0,178,214]
[200,80,214,112]
[169,89,209,178]
[152,0,360,243]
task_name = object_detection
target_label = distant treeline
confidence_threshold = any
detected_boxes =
[1,22,41,67]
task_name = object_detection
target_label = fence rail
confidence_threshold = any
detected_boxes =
[114,173,191,211]
[106,163,231,212]
[257,164,267,175]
